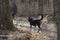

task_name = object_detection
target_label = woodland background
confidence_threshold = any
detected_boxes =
[0,0,59,40]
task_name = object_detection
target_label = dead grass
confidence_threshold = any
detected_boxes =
[8,28,50,40]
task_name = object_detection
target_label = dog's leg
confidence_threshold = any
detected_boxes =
[30,25,32,31]
[38,25,41,32]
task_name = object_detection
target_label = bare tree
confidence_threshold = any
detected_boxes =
[38,0,43,14]
[54,0,60,40]
[0,0,16,31]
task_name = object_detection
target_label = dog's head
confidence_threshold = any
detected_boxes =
[28,17,33,22]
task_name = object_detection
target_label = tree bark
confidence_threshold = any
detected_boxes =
[0,0,15,31]
[38,0,43,14]
[54,0,60,40]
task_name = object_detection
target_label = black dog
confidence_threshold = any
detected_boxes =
[28,14,43,32]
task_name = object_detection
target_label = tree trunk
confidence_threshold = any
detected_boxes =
[38,0,43,14]
[54,0,60,40]
[0,0,15,31]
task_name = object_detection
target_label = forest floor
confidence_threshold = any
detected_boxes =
[0,17,57,40]
[13,17,57,40]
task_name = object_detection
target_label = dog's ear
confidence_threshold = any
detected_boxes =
[28,16,30,19]
[28,17,31,21]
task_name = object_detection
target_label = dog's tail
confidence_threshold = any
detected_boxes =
[38,14,43,20]
[40,14,43,20]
